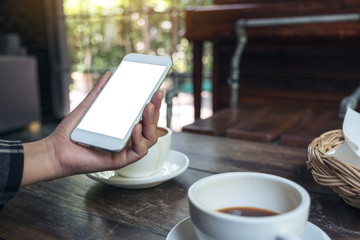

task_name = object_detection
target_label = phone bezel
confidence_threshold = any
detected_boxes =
[70,53,172,152]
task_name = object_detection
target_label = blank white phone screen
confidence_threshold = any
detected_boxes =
[77,61,166,139]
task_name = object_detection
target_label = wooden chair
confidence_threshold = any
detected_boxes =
[182,12,360,147]
[185,0,360,118]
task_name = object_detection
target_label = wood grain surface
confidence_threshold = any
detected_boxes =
[1,132,359,239]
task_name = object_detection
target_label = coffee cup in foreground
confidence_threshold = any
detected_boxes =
[188,172,310,240]
[116,126,172,178]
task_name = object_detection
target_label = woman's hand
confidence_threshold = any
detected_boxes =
[21,72,163,186]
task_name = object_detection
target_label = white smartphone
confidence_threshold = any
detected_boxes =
[71,53,172,152]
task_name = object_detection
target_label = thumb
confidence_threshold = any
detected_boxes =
[77,71,112,108]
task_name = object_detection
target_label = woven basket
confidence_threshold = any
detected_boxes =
[307,129,360,209]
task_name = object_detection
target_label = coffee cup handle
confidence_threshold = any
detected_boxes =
[276,231,302,240]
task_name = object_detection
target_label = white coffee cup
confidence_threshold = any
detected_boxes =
[188,172,311,240]
[116,126,172,178]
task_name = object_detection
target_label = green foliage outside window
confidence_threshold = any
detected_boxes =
[63,0,213,78]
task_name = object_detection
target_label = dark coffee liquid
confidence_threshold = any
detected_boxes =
[217,207,278,217]
[157,127,168,137]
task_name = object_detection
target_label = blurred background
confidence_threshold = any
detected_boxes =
[0,0,213,137]
[63,0,213,130]
[1,0,360,146]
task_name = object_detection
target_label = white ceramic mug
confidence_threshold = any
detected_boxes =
[116,126,172,178]
[188,172,311,240]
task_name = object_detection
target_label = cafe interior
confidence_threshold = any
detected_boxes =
[1,0,360,239]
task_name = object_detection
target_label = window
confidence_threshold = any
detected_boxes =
[64,0,213,129]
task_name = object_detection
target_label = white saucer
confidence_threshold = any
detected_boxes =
[166,217,331,240]
[86,150,189,189]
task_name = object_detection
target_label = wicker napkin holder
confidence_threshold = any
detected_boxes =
[307,129,360,209]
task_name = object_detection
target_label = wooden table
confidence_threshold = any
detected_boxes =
[182,106,343,148]
[1,132,360,239]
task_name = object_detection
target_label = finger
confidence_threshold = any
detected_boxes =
[151,91,164,124]
[128,123,148,160]
[78,72,112,107]
[64,72,112,133]
[141,103,158,146]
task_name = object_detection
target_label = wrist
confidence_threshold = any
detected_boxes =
[21,137,57,186]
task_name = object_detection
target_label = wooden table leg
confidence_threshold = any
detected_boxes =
[193,41,203,119]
